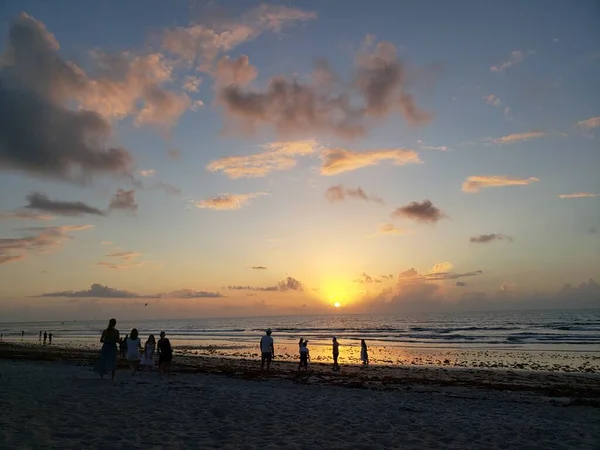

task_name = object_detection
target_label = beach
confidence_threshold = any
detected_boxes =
[1,343,599,449]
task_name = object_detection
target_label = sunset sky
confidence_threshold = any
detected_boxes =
[0,0,599,320]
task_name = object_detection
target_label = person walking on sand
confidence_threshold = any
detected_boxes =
[43,331,47,345]
[298,340,310,371]
[126,329,142,376]
[332,337,340,371]
[260,329,275,372]
[140,334,156,372]
[157,331,173,375]
[360,339,369,367]
[48,333,53,344]
[94,318,120,380]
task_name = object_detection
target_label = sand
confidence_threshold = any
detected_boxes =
[1,347,599,449]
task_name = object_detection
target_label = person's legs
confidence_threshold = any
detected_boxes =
[266,354,272,372]
[261,353,266,370]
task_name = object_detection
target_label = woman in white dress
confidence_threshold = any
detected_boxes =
[126,328,142,375]
[140,334,156,372]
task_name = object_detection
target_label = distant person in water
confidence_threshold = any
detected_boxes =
[332,337,340,371]
[126,329,142,376]
[43,331,47,344]
[21,330,24,339]
[298,341,310,371]
[360,339,369,367]
[260,329,275,372]
[48,333,53,344]
[157,331,173,375]
[39,331,42,342]
[94,318,120,380]
[140,334,156,372]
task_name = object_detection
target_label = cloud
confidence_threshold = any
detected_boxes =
[150,182,182,196]
[190,192,267,210]
[160,4,316,69]
[105,251,141,261]
[0,211,54,221]
[0,14,134,183]
[558,192,598,199]
[483,94,512,118]
[325,185,383,203]
[108,189,138,213]
[354,272,382,284]
[138,169,156,177]
[490,49,535,72]
[217,39,431,139]
[160,289,224,299]
[0,225,92,264]
[207,140,319,178]
[95,261,147,270]
[183,76,203,92]
[376,223,409,235]
[487,131,546,145]
[100,241,112,245]
[252,266,267,270]
[320,148,421,175]
[430,262,454,273]
[470,233,513,244]
[456,281,467,287]
[228,276,303,292]
[398,268,483,282]
[462,175,539,193]
[391,200,446,224]
[575,116,600,130]
[167,149,181,159]
[38,283,141,298]
[25,192,105,216]
[214,55,257,86]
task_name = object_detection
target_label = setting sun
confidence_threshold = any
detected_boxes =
[333,301,341,308]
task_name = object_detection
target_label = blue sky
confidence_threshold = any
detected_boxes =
[0,0,598,320]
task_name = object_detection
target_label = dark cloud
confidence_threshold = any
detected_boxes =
[0,14,133,183]
[160,289,224,298]
[380,274,394,279]
[325,185,383,204]
[25,192,105,216]
[109,189,138,213]
[251,266,267,270]
[470,233,513,244]
[392,200,446,224]
[456,281,467,287]
[354,272,382,284]
[38,283,141,298]
[217,39,430,139]
[228,276,303,292]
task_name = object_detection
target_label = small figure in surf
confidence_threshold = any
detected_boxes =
[39,331,42,342]
[43,331,47,345]
[48,333,53,344]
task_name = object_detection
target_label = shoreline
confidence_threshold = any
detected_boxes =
[2,342,599,401]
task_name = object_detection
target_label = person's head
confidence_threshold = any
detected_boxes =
[108,318,117,328]
[299,338,304,343]
[266,328,272,336]
[332,336,337,342]
[124,334,128,339]
[160,331,166,339]
[303,340,308,347]
[148,334,155,344]
[130,328,138,340]
[361,339,366,346]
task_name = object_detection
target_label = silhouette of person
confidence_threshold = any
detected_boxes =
[21,330,24,339]
[298,340,310,371]
[43,331,47,345]
[260,329,274,371]
[361,339,369,367]
[332,337,340,371]
[49,333,53,344]
[94,318,120,380]
[39,331,42,341]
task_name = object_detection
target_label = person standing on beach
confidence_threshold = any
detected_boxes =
[140,334,156,372]
[94,318,120,380]
[260,329,274,372]
[360,339,369,367]
[43,331,47,344]
[157,331,173,375]
[298,340,310,371]
[48,333,53,344]
[332,337,340,371]
[21,330,24,339]
[39,331,42,342]
[126,329,142,376]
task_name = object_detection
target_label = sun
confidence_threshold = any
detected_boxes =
[333,301,341,308]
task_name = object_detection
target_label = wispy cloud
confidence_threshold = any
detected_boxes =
[183,76,203,92]
[470,233,513,244]
[325,185,383,203]
[462,175,539,193]
[95,261,148,270]
[100,241,113,246]
[207,140,319,178]
[0,225,93,264]
[354,272,382,284]
[37,283,224,299]
[320,148,421,175]
[487,131,546,145]
[391,200,446,224]
[167,149,181,159]
[190,192,268,210]
[214,55,257,87]
[159,289,224,299]
[109,189,138,213]
[490,49,535,72]
[105,251,141,261]
[483,94,511,118]
[399,268,483,282]
[0,211,54,221]
[25,192,105,217]
[376,223,409,236]
[575,116,600,130]
[558,192,598,199]
[138,169,156,177]
[251,266,267,270]
[228,276,303,292]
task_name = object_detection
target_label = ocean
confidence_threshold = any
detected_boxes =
[2,309,599,372]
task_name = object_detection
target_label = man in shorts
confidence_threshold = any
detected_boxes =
[260,328,274,371]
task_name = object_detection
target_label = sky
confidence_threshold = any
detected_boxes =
[0,0,599,321]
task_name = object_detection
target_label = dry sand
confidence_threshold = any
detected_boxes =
[1,347,599,449]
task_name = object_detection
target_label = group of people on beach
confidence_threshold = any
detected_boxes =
[260,329,369,372]
[94,319,173,380]
[38,330,52,345]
